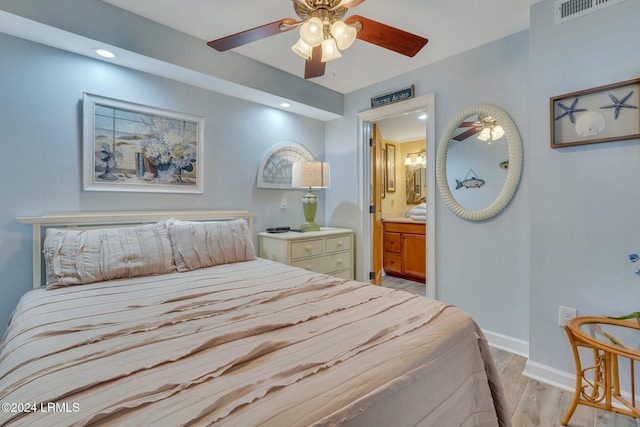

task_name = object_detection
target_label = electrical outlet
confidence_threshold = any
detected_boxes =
[558,306,577,327]
[280,196,287,209]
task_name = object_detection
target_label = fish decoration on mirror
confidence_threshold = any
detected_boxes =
[455,168,485,190]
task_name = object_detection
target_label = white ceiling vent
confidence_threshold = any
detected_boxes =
[554,0,625,24]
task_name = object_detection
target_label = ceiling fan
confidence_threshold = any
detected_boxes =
[207,0,429,79]
[452,116,505,142]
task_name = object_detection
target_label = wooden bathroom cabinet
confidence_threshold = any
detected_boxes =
[383,220,426,282]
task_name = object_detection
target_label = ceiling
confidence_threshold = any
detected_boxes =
[101,0,541,94]
[376,109,427,143]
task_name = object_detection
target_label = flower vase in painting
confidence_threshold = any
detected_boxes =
[140,118,197,185]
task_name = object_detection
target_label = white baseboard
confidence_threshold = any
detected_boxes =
[483,329,529,358]
[482,330,575,393]
[523,359,576,392]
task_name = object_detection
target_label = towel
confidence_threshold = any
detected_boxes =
[410,214,426,222]
[410,203,426,215]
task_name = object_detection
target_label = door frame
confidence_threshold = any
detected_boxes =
[356,94,436,299]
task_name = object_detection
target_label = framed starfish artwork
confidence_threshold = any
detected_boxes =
[550,78,640,148]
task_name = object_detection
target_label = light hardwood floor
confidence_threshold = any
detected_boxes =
[382,275,640,426]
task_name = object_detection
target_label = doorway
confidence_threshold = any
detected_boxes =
[356,94,436,299]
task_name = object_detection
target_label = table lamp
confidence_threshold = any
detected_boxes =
[291,161,331,231]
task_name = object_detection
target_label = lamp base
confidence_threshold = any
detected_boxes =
[300,187,320,232]
[300,221,320,232]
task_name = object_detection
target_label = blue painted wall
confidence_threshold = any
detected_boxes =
[0,34,327,336]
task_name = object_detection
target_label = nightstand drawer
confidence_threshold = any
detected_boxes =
[325,236,351,254]
[291,239,323,259]
[292,253,351,274]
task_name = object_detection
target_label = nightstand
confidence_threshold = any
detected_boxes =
[258,227,354,279]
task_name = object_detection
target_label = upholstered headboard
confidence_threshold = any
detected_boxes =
[17,210,257,289]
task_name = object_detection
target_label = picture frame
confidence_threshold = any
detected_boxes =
[550,78,640,148]
[83,93,204,193]
[386,143,396,192]
[256,141,314,189]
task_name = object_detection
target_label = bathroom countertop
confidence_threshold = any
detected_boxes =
[382,217,426,224]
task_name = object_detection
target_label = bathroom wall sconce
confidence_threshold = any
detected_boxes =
[404,151,426,169]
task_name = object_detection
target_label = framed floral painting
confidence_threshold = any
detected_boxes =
[83,93,204,193]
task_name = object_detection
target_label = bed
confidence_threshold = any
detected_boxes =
[1,210,510,426]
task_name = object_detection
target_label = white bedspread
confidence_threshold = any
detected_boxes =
[0,259,509,426]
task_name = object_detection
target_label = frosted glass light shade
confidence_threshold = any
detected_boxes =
[491,125,505,140]
[291,38,311,60]
[477,127,491,141]
[330,21,357,50]
[321,38,342,62]
[300,17,324,47]
[404,156,412,166]
[416,155,424,165]
[291,161,331,188]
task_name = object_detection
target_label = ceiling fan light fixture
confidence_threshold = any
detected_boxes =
[321,37,342,62]
[491,125,505,140]
[330,20,357,50]
[477,127,491,141]
[292,38,312,59]
[300,17,324,47]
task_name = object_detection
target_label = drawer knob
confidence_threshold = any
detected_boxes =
[337,258,343,264]
[305,265,313,270]
[336,240,343,247]
[305,245,313,251]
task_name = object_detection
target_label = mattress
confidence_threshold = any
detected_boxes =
[0,258,509,426]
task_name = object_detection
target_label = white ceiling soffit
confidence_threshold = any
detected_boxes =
[0,8,341,122]
[101,0,541,94]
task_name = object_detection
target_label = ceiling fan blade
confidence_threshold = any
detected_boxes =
[452,126,482,141]
[207,18,297,51]
[345,15,428,57]
[304,46,326,79]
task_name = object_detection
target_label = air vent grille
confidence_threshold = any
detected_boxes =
[554,0,625,24]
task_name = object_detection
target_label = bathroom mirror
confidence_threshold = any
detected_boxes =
[435,104,522,221]
[406,164,426,204]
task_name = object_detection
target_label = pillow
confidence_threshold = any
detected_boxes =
[166,218,256,272]
[43,222,176,289]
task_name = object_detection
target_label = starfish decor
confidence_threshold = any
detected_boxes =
[555,98,587,124]
[600,91,638,119]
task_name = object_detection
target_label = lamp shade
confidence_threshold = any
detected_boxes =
[321,38,342,62]
[331,20,357,50]
[291,161,331,188]
[299,17,324,47]
[491,124,505,140]
[291,38,312,60]
[477,127,491,141]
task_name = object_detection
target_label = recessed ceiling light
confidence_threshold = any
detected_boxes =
[94,48,116,59]
[418,114,427,120]
[280,102,291,108]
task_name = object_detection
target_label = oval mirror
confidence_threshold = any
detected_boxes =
[435,104,522,221]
